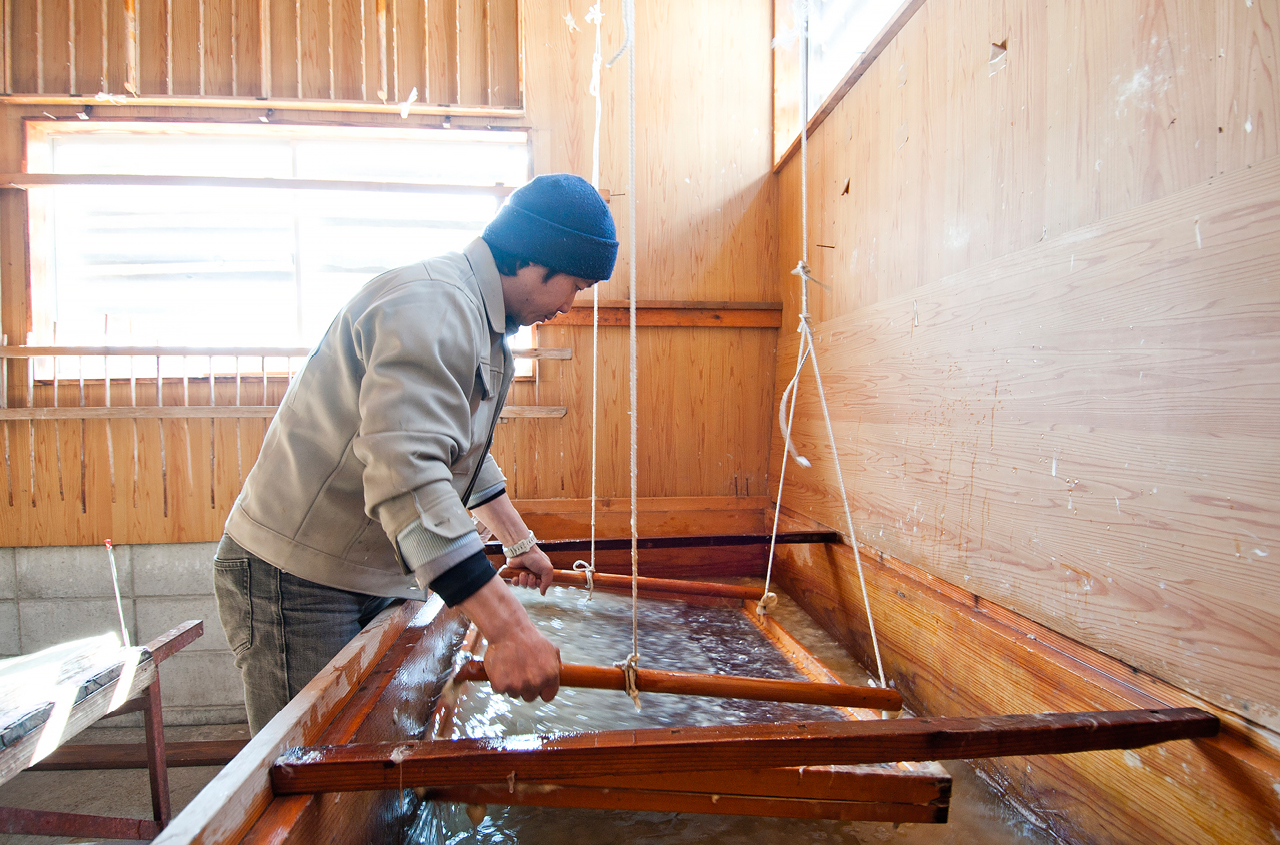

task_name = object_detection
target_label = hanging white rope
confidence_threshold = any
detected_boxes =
[606,0,642,710]
[576,2,607,600]
[759,0,886,692]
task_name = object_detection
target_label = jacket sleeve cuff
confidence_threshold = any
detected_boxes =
[428,550,498,607]
[396,519,485,584]
[467,483,506,509]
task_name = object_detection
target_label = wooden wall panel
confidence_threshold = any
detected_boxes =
[771,0,1280,743]
[204,0,236,95]
[426,0,457,104]
[456,0,486,105]
[332,0,365,100]
[775,538,1280,845]
[394,0,425,104]
[1218,0,1280,172]
[170,0,204,94]
[487,0,518,107]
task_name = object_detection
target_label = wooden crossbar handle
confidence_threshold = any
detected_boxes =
[499,567,765,601]
[453,659,902,710]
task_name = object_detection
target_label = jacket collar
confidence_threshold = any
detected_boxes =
[464,238,508,336]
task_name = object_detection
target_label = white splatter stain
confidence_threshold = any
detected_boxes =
[1115,65,1170,117]
[1123,750,1143,768]
[563,12,579,32]
[1195,217,1202,248]
[1246,116,1254,133]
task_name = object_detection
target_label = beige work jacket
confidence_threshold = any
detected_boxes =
[224,238,512,598]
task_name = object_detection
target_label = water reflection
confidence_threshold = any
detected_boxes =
[408,585,1058,845]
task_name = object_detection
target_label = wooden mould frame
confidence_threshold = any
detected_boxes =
[151,538,1218,844]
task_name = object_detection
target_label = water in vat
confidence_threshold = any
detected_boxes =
[408,585,1060,844]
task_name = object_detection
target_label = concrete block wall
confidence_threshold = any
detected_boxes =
[0,542,247,726]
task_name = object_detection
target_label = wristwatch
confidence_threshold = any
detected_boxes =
[502,530,538,559]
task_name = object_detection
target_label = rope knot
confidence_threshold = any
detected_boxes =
[613,653,642,711]
[755,591,779,616]
[572,559,596,598]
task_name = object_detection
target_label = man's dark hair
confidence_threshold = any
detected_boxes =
[485,240,569,281]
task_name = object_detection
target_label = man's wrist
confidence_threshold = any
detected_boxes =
[502,530,538,559]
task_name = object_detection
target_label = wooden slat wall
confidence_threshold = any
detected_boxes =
[770,0,1280,839]
[2,0,510,105]
[0,0,780,546]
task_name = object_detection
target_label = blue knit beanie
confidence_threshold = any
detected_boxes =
[483,174,619,281]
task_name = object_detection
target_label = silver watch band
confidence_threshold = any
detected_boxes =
[502,530,538,559]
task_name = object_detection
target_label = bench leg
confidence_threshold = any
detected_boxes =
[141,678,172,828]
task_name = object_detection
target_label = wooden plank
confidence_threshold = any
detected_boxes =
[0,657,158,786]
[522,568,764,600]
[453,659,903,710]
[0,173,515,195]
[327,0,363,99]
[234,599,468,845]
[485,0,517,107]
[0,406,279,420]
[270,708,1218,794]
[421,782,946,824]
[483,530,839,557]
[0,806,160,840]
[456,0,485,105]
[773,153,1280,730]
[169,0,201,93]
[30,738,247,770]
[547,304,783,327]
[552,764,949,805]
[425,0,456,103]
[776,535,1280,845]
[497,404,565,419]
[148,600,427,845]
[0,92,523,114]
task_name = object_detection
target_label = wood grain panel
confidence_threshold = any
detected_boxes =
[295,0,327,98]
[426,0,457,104]
[774,539,1280,845]
[393,0,424,104]
[203,0,235,95]
[456,0,485,105]
[1218,0,1280,172]
[169,0,203,94]
[268,0,299,98]
[331,0,364,100]
[486,0,518,107]
[772,150,1280,730]
[136,0,172,93]
[40,0,72,93]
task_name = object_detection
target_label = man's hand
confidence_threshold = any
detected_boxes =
[504,546,554,594]
[457,575,561,702]
[482,618,561,702]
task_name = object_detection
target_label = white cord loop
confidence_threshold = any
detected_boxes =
[614,653,642,711]
[572,559,597,598]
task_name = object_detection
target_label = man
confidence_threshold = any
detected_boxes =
[214,174,618,733]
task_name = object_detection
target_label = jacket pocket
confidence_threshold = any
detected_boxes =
[213,557,253,657]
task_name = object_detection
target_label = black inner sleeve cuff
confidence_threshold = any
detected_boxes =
[468,485,507,509]
[428,549,498,607]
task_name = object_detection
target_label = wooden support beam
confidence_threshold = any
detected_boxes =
[30,738,247,770]
[271,708,1219,794]
[515,568,766,600]
[497,405,565,419]
[0,172,515,196]
[0,93,523,116]
[422,781,947,824]
[546,300,783,328]
[483,530,840,557]
[452,659,903,710]
[0,806,160,839]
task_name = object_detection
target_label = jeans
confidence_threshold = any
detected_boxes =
[213,534,397,734]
